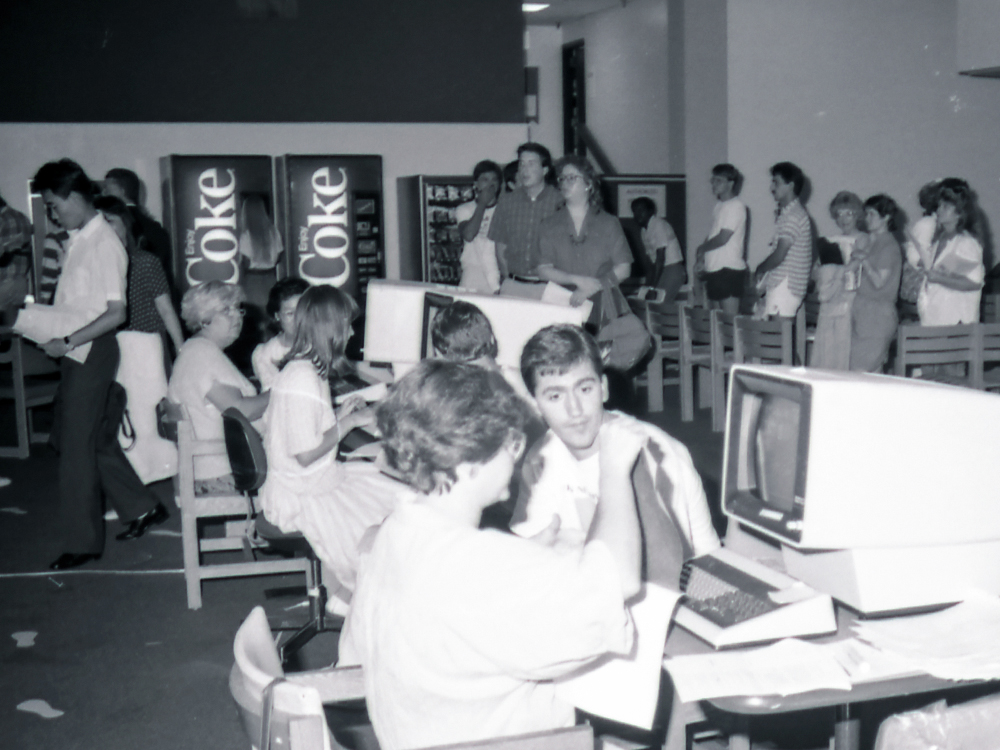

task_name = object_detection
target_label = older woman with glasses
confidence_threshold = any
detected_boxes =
[536,156,632,321]
[168,280,269,494]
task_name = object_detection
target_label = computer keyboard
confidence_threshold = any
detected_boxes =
[674,548,837,649]
[681,553,781,628]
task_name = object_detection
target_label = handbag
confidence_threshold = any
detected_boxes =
[899,262,924,303]
[596,279,652,372]
[104,381,136,451]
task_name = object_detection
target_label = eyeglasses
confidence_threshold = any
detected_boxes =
[558,174,584,186]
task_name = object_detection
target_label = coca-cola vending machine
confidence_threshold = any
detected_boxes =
[278,155,384,304]
[164,154,277,372]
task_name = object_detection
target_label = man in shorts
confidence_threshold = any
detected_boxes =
[754,161,813,318]
[695,164,747,315]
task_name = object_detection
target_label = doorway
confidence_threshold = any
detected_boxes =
[562,41,586,157]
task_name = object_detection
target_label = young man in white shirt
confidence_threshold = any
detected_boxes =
[34,159,167,570]
[695,164,748,316]
[511,325,719,589]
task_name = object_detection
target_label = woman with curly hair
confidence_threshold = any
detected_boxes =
[340,359,640,750]
[258,284,404,615]
[168,281,268,494]
[916,180,985,325]
[849,194,903,372]
[536,155,632,321]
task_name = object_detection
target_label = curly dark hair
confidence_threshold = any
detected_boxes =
[554,154,603,211]
[376,360,531,493]
[863,193,900,232]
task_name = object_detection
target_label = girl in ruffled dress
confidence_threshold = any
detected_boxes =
[259,285,404,615]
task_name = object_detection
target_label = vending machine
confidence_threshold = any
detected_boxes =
[164,154,278,372]
[397,175,475,285]
[164,154,276,296]
[278,155,385,305]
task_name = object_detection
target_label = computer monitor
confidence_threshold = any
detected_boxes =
[363,280,588,371]
[722,365,1000,615]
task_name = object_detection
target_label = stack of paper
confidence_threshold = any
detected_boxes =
[852,590,1000,682]
[663,638,852,703]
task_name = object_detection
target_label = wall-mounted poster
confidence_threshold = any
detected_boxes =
[616,184,669,220]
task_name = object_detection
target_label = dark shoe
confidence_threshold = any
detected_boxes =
[49,553,101,570]
[115,503,169,541]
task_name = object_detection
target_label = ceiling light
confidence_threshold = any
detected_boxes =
[522,4,550,12]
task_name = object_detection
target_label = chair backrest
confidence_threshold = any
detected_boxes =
[979,322,1000,364]
[645,300,683,342]
[710,310,736,366]
[894,323,979,385]
[230,606,595,750]
[223,407,268,494]
[733,315,794,365]
[681,306,713,349]
[981,292,1000,323]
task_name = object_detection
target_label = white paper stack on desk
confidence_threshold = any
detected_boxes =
[852,590,1000,682]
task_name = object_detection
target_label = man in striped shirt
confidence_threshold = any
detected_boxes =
[754,161,813,317]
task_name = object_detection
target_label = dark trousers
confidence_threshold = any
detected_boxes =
[55,333,159,554]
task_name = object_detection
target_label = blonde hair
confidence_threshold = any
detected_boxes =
[180,281,246,332]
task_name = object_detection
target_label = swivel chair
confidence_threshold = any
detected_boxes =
[222,407,337,664]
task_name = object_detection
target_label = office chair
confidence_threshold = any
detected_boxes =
[222,407,338,664]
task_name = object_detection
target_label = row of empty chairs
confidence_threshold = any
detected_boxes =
[635,301,796,431]
[637,295,1000,430]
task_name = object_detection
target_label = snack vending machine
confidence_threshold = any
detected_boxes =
[278,154,385,305]
[397,175,475,285]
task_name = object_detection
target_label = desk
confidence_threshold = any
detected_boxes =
[664,609,998,750]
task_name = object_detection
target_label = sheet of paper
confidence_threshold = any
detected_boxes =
[13,304,88,344]
[852,590,1000,681]
[555,584,679,730]
[540,282,593,320]
[663,638,852,703]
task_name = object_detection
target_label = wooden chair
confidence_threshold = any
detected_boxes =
[708,311,737,432]
[678,306,714,423]
[796,292,820,366]
[733,315,795,367]
[158,399,311,610]
[230,606,596,750]
[0,329,59,459]
[893,323,980,389]
[978,322,1000,391]
[980,292,1000,323]
[633,299,683,413]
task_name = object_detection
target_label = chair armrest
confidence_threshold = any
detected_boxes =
[285,665,366,704]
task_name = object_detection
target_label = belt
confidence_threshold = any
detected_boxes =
[508,274,544,284]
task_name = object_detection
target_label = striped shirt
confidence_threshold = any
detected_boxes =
[767,199,812,299]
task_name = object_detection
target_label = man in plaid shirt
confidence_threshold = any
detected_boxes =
[0,193,31,314]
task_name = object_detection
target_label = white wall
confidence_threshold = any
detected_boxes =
[728,0,1000,267]
[563,0,673,173]
[526,25,565,157]
[0,122,527,278]
[958,0,1000,72]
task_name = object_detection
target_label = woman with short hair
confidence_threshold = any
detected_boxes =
[341,360,641,750]
[536,156,632,322]
[849,195,902,372]
[168,280,268,494]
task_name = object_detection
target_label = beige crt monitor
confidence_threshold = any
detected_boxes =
[363,280,588,372]
[721,365,1000,615]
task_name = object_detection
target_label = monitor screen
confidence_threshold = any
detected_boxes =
[725,370,810,544]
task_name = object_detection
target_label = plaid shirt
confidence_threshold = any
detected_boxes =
[487,184,563,276]
[0,204,31,257]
